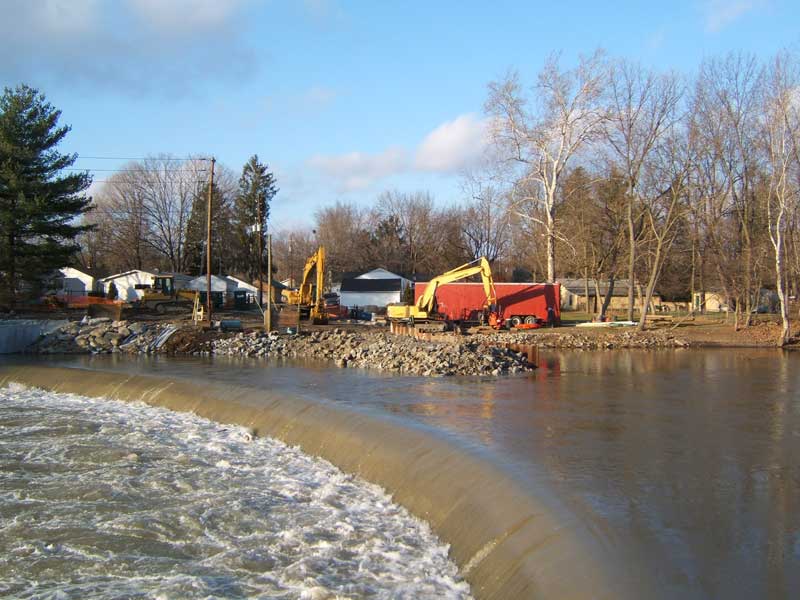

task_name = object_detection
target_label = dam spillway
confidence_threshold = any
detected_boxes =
[2,349,799,599]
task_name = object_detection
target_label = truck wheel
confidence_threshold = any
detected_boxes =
[155,303,166,314]
[524,316,537,325]
[509,316,522,328]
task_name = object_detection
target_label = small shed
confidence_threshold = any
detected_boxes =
[100,270,156,302]
[339,268,411,309]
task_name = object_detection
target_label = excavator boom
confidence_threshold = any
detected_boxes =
[387,257,500,327]
[285,246,327,324]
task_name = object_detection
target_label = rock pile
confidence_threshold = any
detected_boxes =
[473,329,691,350]
[211,329,535,376]
[29,318,171,354]
[29,322,535,376]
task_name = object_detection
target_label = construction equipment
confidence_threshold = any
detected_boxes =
[387,257,503,330]
[139,274,197,314]
[282,247,328,324]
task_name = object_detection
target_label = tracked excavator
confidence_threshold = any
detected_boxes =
[282,246,328,324]
[387,257,503,330]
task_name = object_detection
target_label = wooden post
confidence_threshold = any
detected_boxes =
[265,233,272,332]
[257,201,263,308]
[206,157,215,323]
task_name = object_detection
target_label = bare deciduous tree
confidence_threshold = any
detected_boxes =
[761,51,800,345]
[604,60,683,320]
[486,50,606,282]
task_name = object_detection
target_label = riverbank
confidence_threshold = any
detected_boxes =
[16,314,793,377]
[24,318,536,377]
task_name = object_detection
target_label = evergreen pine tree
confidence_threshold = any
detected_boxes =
[185,182,233,276]
[0,85,92,308]
[232,155,278,281]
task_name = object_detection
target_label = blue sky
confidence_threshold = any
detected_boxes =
[1,0,798,230]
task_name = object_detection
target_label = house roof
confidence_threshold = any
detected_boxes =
[252,278,288,290]
[356,268,408,280]
[101,269,156,282]
[559,278,660,297]
[340,277,403,293]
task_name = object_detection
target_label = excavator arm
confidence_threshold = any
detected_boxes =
[416,257,497,314]
[285,246,327,323]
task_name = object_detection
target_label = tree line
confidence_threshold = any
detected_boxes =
[78,154,278,282]
[478,49,800,342]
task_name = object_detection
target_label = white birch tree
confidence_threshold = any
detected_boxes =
[486,51,606,282]
[761,52,800,345]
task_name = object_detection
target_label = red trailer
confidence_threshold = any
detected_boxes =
[414,282,561,327]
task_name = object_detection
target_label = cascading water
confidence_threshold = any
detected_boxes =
[0,383,471,599]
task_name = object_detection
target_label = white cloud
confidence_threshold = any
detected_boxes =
[308,147,408,192]
[302,86,338,108]
[305,113,491,192]
[32,0,100,35]
[704,0,759,33]
[414,113,489,173]
[127,0,245,32]
[0,0,255,95]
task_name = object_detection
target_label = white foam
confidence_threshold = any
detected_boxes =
[0,383,472,599]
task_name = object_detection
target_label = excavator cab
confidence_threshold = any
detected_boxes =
[152,276,175,297]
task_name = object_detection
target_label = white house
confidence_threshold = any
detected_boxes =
[100,269,156,302]
[55,267,94,297]
[339,268,411,309]
[226,276,258,296]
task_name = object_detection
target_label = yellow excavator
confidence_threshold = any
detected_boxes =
[283,246,327,324]
[387,256,502,329]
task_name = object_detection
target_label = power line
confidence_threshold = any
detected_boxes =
[65,168,207,172]
[88,178,210,183]
[75,155,211,161]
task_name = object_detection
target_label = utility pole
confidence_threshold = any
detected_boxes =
[206,157,215,323]
[257,200,264,308]
[265,233,272,332]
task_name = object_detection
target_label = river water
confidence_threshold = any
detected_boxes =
[4,349,800,599]
[0,382,471,599]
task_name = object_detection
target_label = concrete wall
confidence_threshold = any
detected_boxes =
[0,364,655,600]
[0,320,67,354]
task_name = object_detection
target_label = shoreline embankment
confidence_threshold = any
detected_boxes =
[0,363,653,600]
[12,315,788,380]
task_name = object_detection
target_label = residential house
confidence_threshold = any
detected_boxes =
[692,290,730,313]
[54,267,95,297]
[560,278,663,312]
[99,269,157,302]
[692,289,778,313]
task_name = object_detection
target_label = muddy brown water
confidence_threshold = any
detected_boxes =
[4,349,800,599]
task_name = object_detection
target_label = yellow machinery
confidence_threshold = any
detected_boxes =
[140,275,197,314]
[283,247,327,324]
[387,257,502,328]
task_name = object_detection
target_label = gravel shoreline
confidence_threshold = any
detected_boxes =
[27,319,537,377]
